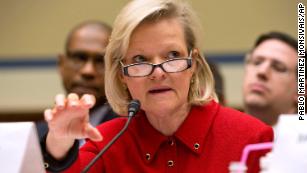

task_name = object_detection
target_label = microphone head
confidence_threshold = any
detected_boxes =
[128,100,141,116]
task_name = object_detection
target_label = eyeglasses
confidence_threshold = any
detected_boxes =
[66,51,105,73]
[120,52,193,77]
[246,55,294,75]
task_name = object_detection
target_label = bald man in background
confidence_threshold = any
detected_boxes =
[242,31,298,126]
[37,21,117,139]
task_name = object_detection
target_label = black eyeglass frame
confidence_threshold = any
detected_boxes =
[120,57,193,77]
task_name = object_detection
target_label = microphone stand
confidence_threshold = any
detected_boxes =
[81,100,140,173]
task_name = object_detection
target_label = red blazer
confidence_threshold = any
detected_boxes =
[63,101,273,173]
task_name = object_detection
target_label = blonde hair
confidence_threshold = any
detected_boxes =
[105,0,217,114]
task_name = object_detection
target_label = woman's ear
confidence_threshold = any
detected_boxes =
[118,70,126,83]
[118,71,129,95]
[190,48,199,73]
[192,48,199,59]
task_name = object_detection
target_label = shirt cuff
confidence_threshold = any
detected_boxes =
[40,133,79,172]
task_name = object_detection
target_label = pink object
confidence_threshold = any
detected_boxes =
[240,142,273,165]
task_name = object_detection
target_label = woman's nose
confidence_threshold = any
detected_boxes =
[148,61,166,80]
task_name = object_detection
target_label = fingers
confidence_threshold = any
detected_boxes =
[44,109,53,122]
[85,124,103,142]
[45,93,93,123]
[81,94,96,109]
[55,94,65,110]
[67,93,79,107]
[54,93,95,110]
[44,93,98,143]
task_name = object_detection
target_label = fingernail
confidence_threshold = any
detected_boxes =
[44,109,53,121]
[55,94,65,109]
[84,95,94,105]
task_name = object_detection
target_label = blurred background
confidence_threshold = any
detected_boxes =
[0,0,300,121]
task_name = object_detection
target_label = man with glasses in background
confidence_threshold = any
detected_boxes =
[242,31,298,126]
[36,21,117,141]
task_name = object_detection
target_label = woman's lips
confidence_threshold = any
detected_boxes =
[149,88,172,94]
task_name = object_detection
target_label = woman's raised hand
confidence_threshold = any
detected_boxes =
[44,93,103,159]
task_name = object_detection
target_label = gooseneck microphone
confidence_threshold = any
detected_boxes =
[81,100,140,173]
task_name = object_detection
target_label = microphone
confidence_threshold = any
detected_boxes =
[128,99,141,117]
[81,100,140,173]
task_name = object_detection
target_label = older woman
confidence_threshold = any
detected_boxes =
[42,0,273,172]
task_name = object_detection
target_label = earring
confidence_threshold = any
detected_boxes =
[191,77,195,84]
[122,84,127,90]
